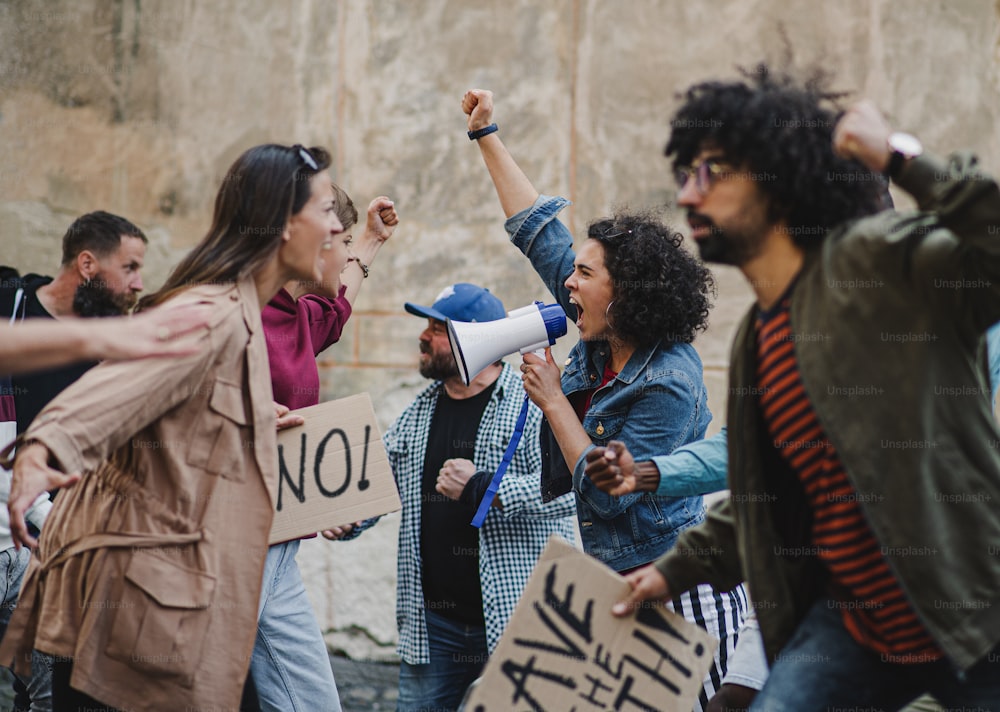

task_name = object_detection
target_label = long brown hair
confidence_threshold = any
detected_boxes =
[138,144,332,310]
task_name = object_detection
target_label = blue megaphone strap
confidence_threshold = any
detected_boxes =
[471,394,531,528]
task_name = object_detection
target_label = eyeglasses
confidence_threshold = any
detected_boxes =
[292,144,318,171]
[674,158,734,196]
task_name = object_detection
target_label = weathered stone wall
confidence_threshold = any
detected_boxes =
[2,0,998,660]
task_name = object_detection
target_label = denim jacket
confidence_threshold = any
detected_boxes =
[506,195,712,571]
[987,322,1000,407]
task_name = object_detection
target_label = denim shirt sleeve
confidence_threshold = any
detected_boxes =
[572,446,653,518]
[570,365,706,519]
[652,428,729,497]
[987,323,1000,406]
[505,195,575,315]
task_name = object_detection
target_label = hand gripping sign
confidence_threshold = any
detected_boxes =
[269,393,400,544]
[461,537,718,712]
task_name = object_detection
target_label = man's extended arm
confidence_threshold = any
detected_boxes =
[0,303,210,376]
[585,430,729,498]
[834,100,1000,331]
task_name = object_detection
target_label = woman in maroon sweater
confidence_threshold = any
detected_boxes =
[251,184,398,712]
[263,185,396,409]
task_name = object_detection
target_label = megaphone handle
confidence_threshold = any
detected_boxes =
[471,394,532,528]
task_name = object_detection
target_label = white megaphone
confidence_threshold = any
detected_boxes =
[447,302,567,386]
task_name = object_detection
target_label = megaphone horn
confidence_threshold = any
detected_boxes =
[447,302,567,386]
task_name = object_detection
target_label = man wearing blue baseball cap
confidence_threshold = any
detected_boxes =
[351,283,575,712]
[403,281,506,324]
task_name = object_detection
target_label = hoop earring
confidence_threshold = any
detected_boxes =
[604,300,616,332]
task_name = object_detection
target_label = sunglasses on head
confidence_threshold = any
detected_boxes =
[292,144,318,171]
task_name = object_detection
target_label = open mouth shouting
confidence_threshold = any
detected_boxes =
[568,296,584,331]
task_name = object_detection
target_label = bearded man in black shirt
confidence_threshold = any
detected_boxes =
[0,210,146,712]
[349,283,576,712]
[1,211,147,434]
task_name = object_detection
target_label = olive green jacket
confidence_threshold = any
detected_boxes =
[655,151,1000,671]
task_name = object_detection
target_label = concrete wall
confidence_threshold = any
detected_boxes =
[2,0,998,660]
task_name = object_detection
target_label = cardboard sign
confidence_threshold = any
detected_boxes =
[462,537,718,712]
[269,393,400,544]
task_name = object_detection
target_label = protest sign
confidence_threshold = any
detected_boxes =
[462,537,717,712]
[269,393,400,544]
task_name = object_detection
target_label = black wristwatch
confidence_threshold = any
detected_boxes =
[885,132,923,180]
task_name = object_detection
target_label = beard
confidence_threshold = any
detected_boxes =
[689,210,768,267]
[694,226,754,266]
[72,274,136,317]
[418,344,459,381]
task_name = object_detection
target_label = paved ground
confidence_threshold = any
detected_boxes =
[0,656,947,711]
[0,656,401,712]
[332,655,400,711]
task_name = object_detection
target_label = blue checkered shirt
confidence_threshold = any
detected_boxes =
[381,364,576,664]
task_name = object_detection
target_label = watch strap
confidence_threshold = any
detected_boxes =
[885,149,907,180]
[885,151,907,180]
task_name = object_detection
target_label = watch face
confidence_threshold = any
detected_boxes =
[889,132,923,157]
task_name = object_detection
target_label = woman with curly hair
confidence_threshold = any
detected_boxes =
[463,88,747,712]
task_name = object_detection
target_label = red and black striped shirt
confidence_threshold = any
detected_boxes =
[755,295,941,663]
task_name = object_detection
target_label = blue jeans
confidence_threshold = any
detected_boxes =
[0,546,30,642]
[23,651,53,712]
[397,609,488,712]
[0,547,52,712]
[250,540,342,712]
[750,598,1000,711]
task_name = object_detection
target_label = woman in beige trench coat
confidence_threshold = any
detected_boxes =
[0,143,349,712]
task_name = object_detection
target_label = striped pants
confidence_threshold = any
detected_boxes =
[666,582,750,712]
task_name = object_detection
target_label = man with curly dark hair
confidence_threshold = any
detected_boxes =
[667,67,886,268]
[463,88,747,712]
[599,67,1000,709]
